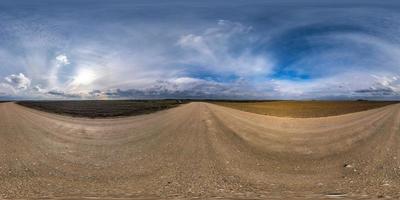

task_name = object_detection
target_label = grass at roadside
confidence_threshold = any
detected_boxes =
[211,100,398,118]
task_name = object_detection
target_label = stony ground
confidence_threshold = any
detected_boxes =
[0,102,399,199]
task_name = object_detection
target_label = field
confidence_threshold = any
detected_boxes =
[212,100,397,117]
[17,100,184,118]
[17,100,396,118]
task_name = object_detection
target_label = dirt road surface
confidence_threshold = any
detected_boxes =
[0,102,399,199]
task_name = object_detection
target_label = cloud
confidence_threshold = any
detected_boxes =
[177,20,274,77]
[33,85,44,92]
[0,2,399,100]
[91,77,262,99]
[4,73,31,90]
[47,90,80,98]
[48,54,71,90]
[55,54,70,66]
[354,88,395,95]
[0,83,16,96]
[353,75,400,97]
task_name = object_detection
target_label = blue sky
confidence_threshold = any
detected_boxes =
[0,0,400,99]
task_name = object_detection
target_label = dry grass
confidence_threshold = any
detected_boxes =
[212,100,398,118]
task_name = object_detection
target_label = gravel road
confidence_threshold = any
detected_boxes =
[0,102,399,199]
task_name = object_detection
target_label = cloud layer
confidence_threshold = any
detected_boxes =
[0,1,400,100]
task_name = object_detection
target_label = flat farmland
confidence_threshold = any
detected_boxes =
[211,100,398,118]
[17,100,184,118]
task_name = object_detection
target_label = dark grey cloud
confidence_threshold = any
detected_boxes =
[89,78,265,99]
[47,90,80,98]
[355,88,397,96]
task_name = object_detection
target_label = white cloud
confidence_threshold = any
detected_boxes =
[55,54,70,66]
[177,20,273,77]
[0,6,399,100]
[4,73,31,90]
[48,54,70,90]
[366,74,400,94]
[33,85,44,92]
[265,71,400,99]
[0,83,16,96]
[178,34,211,56]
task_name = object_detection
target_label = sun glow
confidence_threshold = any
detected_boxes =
[73,69,96,85]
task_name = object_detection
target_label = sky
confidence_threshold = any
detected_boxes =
[0,0,400,100]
